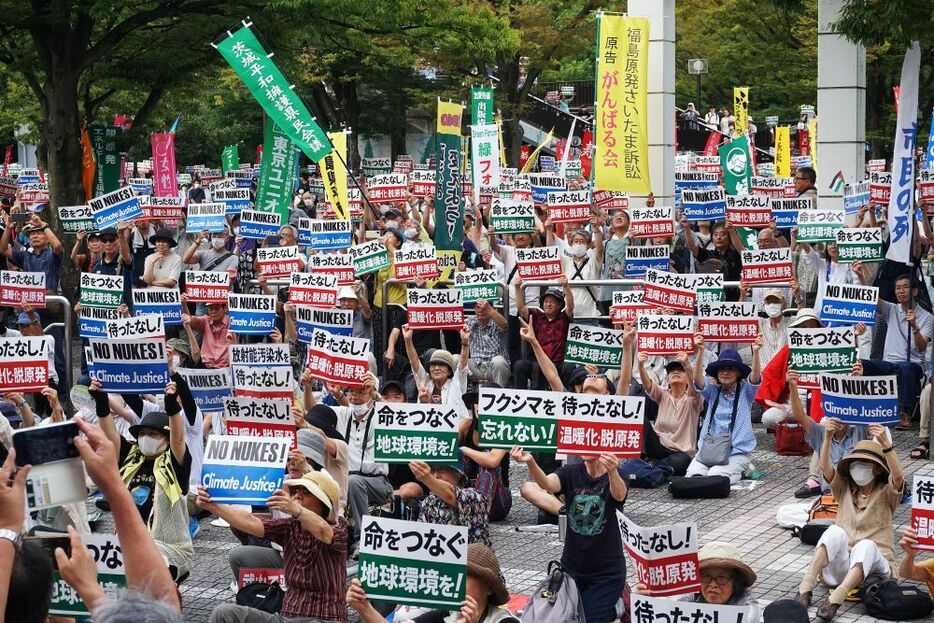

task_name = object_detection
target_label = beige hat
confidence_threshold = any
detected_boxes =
[837,439,890,484]
[337,285,357,300]
[283,469,339,522]
[698,541,757,586]
[788,307,821,328]
[428,349,456,375]
[763,289,786,303]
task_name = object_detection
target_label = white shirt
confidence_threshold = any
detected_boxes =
[415,365,470,421]
[496,244,540,316]
[881,301,933,365]
[561,250,600,319]
[333,405,388,476]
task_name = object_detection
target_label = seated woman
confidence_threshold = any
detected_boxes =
[458,385,512,522]
[636,541,760,620]
[796,430,904,622]
[636,348,704,476]
[411,457,493,548]
[347,543,517,623]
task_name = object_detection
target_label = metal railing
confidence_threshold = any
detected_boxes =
[381,278,511,357]
[46,296,73,392]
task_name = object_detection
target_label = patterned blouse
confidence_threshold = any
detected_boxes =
[418,485,493,548]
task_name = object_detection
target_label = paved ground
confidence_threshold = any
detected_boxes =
[109,427,932,622]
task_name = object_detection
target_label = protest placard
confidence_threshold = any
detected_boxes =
[0,337,49,392]
[308,252,355,286]
[920,171,934,211]
[631,595,751,623]
[105,314,164,340]
[296,218,352,250]
[726,194,772,228]
[770,197,810,229]
[0,271,46,308]
[819,374,898,425]
[527,174,565,205]
[610,290,653,324]
[238,568,286,591]
[411,169,436,197]
[89,186,143,230]
[476,387,645,456]
[818,283,878,327]
[212,187,252,214]
[373,402,460,463]
[362,157,392,176]
[16,168,39,184]
[697,301,759,343]
[141,196,185,221]
[306,328,369,388]
[867,159,886,173]
[349,240,390,276]
[751,176,795,198]
[869,171,891,204]
[224,396,296,444]
[844,180,871,215]
[911,475,934,552]
[674,172,719,193]
[47,533,126,617]
[177,367,231,415]
[453,269,500,304]
[228,294,277,335]
[489,198,535,233]
[406,288,464,330]
[690,273,725,303]
[643,269,697,313]
[629,207,675,239]
[681,188,726,222]
[58,205,97,234]
[79,305,122,338]
[88,338,169,394]
[231,364,293,400]
[795,208,844,243]
[691,154,722,174]
[132,287,182,325]
[394,244,440,281]
[201,435,289,505]
[225,169,252,188]
[18,182,49,204]
[546,189,591,223]
[619,514,700,596]
[624,246,670,279]
[367,173,408,202]
[184,271,231,304]
[788,326,857,375]
[516,246,563,281]
[836,227,883,263]
[256,245,303,278]
[288,272,338,308]
[593,190,629,210]
[740,248,793,285]
[0,177,15,200]
[230,343,291,367]
[295,306,353,343]
[237,210,281,240]
[637,314,695,356]
[358,516,467,609]
[128,177,152,195]
[79,273,122,309]
[564,324,624,368]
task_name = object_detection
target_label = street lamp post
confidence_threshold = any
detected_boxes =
[687,58,708,110]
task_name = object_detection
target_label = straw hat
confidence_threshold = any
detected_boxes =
[283,469,339,522]
[698,541,757,586]
[466,544,510,606]
[836,439,890,483]
[789,307,821,328]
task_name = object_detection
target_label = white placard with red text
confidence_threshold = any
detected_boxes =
[740,248,793,285]
[308,252,355,286]
[305,329,370,389]
[0,271,46,308]
[610,290,652,324]
[184,271,230,304]
[256,246,303,279]
[911,475,934,552]
[697,301,759,343]
[726,194,772,228]
[643,269,697,314]
[629,207,675,239]
[288,273,338,308]
[394,244,440,281]
[619,513,701,597]
[637,314,695,356]
[515,246,562,281]
[0,336,49,392]
[546,189,591,223]
[367,173,408,203]
[406,288,464,330]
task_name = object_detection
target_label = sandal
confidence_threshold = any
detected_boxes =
[910,440,930,460]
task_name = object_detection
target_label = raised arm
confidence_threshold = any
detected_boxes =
[514,276,529,321]
[510,447,561,493]
[559,274,574,319]
[616,323,635,396]
[692,333,706,389]
[786,370,813,435]
[162,381,187,464]
[519,317,564,392]
[401,324,421,377]
[680,215,700,258]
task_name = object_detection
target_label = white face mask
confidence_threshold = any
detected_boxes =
[232,226,240,235]
[137,435,168,458]
[170,354,181,369]
[571,243,587,257]
[764,303,783,318]
[350,402,371,416]
[405,228,418,240]
[385,220,399,230]
[849,463,875,486]
[211,237,226,249]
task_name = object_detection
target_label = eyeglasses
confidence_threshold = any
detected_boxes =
[794,176,807,181]
[701,573,734,585]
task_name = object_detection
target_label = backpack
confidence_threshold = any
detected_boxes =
[235,582,285,613]
[809,494,838,521]
[520,561,586,623]
[669,475,731,499]
[793,519,834,545]
[863,580,934,620]
[620,459,673,489]
[774,422,811,456]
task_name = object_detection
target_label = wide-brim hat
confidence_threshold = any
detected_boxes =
[837,439,890,483]
[466,543,510,606]
[149,228,178,247]
[129,411,170,439]
[789,307,821,328]
[337,286,357,300]
[305,404,343,441]
[705,349,751,380]
[698,541,757,586]
[283,469,339,522]
[428,349,456,375]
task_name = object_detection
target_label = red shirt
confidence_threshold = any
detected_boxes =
[530,308,571,363]
[755,345,823,422]
[188,314,232,368]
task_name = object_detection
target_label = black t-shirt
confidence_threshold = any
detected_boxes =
[555,462,626,581]
[118,436,191,525]
[696,246,742,301]
[413,610,518,623]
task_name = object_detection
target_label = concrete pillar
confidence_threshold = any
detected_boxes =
[629,0,675,208]
[816,0,866,209]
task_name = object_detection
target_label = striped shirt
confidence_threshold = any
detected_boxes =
[696,381,759,455]
[263,516,348,621]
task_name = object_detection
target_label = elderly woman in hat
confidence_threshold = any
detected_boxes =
[142,228,182,288]
[347,543,518,623]
[402,323,471,420]
[797,428,904,622]
[685,333,762,484]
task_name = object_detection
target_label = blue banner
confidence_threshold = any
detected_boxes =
[820,389,898,425]
[90,360,170,394]
[131,288,182,325]
[295,307,353,343]
[177,369,231,414]
[79,307,121,339]
[129,179,153,195]
[771,209,799,229]
[201,435,289,504]
[89,186,143,230]
[818,283,878,327]
[624,257,669,279]
[674,173,719,194]
[229,309,276,335]
[926,108,934,170]
[238,218,281,241]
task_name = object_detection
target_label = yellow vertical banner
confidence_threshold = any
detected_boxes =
[322,131,350,221]
[437,100,463,136]
[733,87,749,135]
[594,13,650,194]
[774,126,790,178]
[807,119,818,174]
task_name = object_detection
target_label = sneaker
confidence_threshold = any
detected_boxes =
[536,509,559,525]
[211,517,230,528]
[188,517,201,540]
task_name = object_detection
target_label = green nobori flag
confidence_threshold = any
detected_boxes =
[88,124,122,196]
[221,145,239,174]
[718,135,753,195]
[433,133,464,250]
[471,86,494,125]
[255,121,297,225]
[215,24,332,163]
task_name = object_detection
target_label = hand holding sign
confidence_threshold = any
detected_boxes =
[54,526,104,607]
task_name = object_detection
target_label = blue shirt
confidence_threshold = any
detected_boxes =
[804,423,868,491]
[11,246,63,293]
[695,380,759,455]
